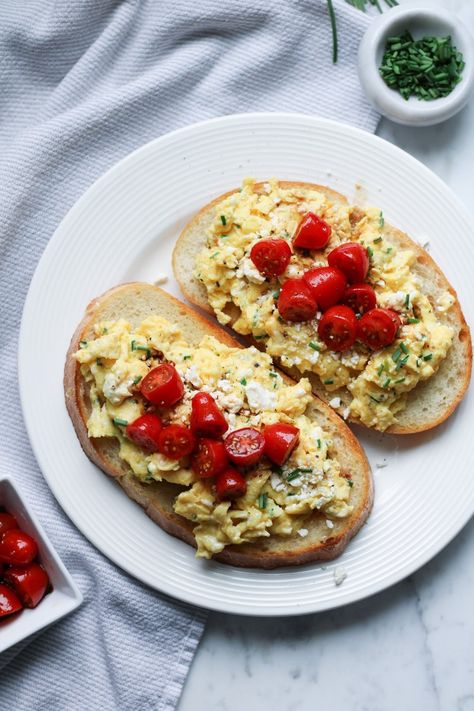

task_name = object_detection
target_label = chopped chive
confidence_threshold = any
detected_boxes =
[383,377,391,389]
[102,327,108,334]
[367,246,374,259]
[287,467,312,482]
[240,377,247,386]
[133,375,142,385]
[327,0,338,64]
[220,215,227,226]
[386,247,393,255]
[400,341,409,354]
[210,252,219,259]
[395,377,406,384]
[392,347,402,363]
[404,293,410,309]
[183,355,192,360]
[347,479,354,488]
[235,224,241,229]
[309,341,321,351]
[272,289,280,300]
[269,372,278,378]
[257,492,268,509]
[317,438,321,449]
[396,355,409,370]
[379,211,385,228]
[79,340,88,348]
[377,363,385,376]
[369,394,381,403]
[423,353,433,361]
[323,379,334,385]
[407,317,420,324]
[113,417,128,427]
[373,236,383,244]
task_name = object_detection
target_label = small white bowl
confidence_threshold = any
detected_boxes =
[0,476,83,653]
[358,5,474,126]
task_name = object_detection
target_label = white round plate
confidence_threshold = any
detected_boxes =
[20,113,473,616]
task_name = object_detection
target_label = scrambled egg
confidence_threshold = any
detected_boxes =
[75,316,352,558]
[194,178,455,430]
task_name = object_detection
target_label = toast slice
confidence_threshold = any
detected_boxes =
[173,181,472,434]
[64,282,373,568]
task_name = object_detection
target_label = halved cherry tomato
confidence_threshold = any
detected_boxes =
[192,438,229,478]
[0,529,38,566]
[224,428,265,467]
[327,243,369,284]
[358,308,401,350]
[277,278,317,323]
[126,413,163,452]
[303,266,347,311]
[4,564,49,609]
[250,239,292,278]
[318,305,358,351]
[342,283,377,315]
[190,393,228,438]
[0,583,22,617]
[263,423,300,466]
[0,563,4,577]
[215,468,247,500]
[0,512,18,537]
[293,212,331,250]
[140,364,184,407]
[157,425,196,460]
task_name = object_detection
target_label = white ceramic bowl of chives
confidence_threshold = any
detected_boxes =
[358,5,474,126]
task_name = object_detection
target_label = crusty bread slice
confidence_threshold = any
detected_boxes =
[172,181,472,434]
[64,282,372,568]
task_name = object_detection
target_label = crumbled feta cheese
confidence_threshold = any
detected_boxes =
[297,528,308,538]
[263,182,271,193]
[333,566,347,586]
[329,397,341,409]
[218,393,244,414]
[378,290,406,312]
[244,381,276,412]
[326,519,334,529]
[308,349,320,365]
[342,407,350,420]
[153,273,168,286]
[184,365,202,388]
[103,373,133,405]
[217,378,232,393]
[286,264,301,278]
[236,257,266,284]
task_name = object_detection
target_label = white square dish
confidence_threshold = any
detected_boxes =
[0,476,83,653]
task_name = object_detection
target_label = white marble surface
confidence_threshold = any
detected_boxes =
[178,2,474,709]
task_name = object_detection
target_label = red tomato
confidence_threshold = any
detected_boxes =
[192,438,229,478]
[0,512,18,537]
[263,423,300,466]
[327,243,369,283]
[4,564,49,609]
[0,529,38,566]
[303,266,347,311]
[293,212,332,250]
[277,278,318,323]
[126,413,163,452]
[318,305,358,351]
[190,392,228,438]
[0,583,22,617]
[250,239,292,278]
[0,563,4,577]
[157,424,196,460]
[140,364,184,407]
[224,428,265,467]
[215,468,247,500]
[358,308,401,350]
[342,283,377,314]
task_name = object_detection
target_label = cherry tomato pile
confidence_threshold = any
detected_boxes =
[123,364,302,501]
[249,212,401,353]
[0,511,50,618]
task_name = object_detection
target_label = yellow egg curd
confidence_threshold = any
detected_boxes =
[75,315,352,558]
[194,178,455,431]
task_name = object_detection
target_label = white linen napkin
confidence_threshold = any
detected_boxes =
[0,1,378,708]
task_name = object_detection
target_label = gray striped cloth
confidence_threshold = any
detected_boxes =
[0,1,377,709]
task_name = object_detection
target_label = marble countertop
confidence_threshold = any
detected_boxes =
[178,2,474,709]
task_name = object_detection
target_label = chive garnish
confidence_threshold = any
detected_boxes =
[102,327,108,334]
[269,372,277,378]
[133,375,142,385]
[383,377,391,389]
[327,0,338,64]
[373,236,382,244]
[210,252,219,259]
[183,355,191,360]
[404,293,410,309]
[317,438,321,449]
[379,211,385,228]
[386,247,393,255]
[272,289,280,300]
[287,467,312,482]
[367,246,374,259]
[369,394,381,403]
[392,347,402,363]
[113,417,128,426]
[423,353,433,361]
[309,341,321,351]
[240,377,247,386]
[347,479,354,488]
[395,377,406,384]
[407,317,420,324]
[400,341,409,354]
[396,355,409,370]
[377,363,385,376]
[220,215,227,226]
[257,492,267,509]
[323,379,334,385]
[79,340,88,348]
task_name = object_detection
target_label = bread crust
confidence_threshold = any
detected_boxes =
[64,282,372,568]
[173,181,472,434]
